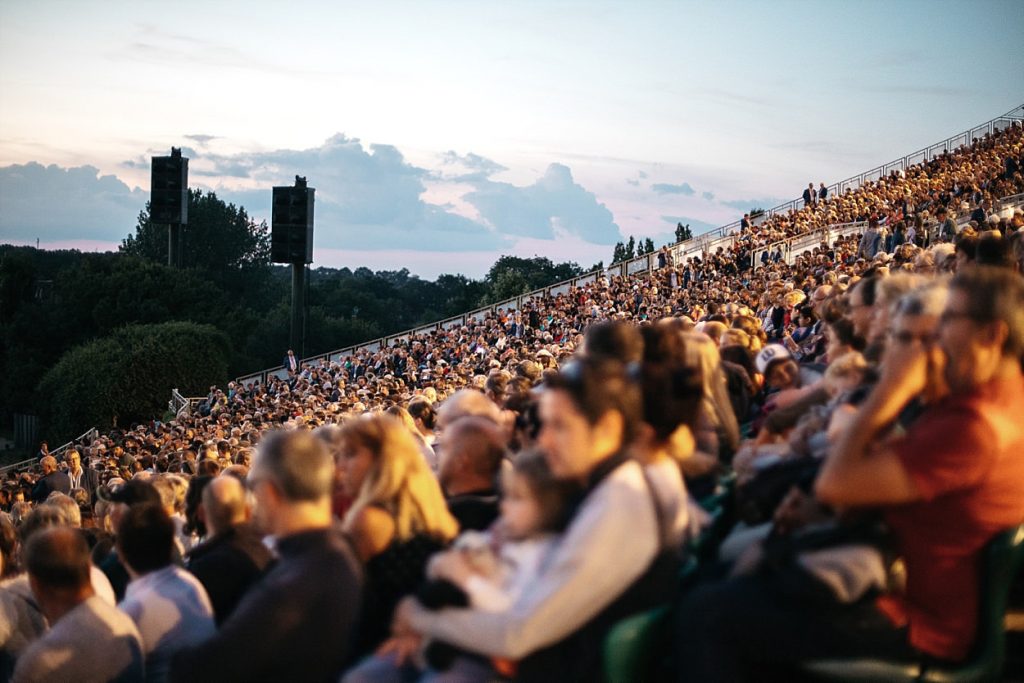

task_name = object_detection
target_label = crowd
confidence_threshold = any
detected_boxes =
[1,123,1023,682]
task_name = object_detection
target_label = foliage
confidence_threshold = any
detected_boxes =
[2,190,588,437]
[36,322,229,441]
[675,222,693,242]
[121,189,271,272]
[481,256,583,303]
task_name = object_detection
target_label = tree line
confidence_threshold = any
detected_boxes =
[0,190,591,444]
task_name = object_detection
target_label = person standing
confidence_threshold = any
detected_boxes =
[30,456,70,503]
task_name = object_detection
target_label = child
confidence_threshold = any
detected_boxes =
[343,450,570,683]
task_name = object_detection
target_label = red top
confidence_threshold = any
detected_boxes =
[878,375,1024,661]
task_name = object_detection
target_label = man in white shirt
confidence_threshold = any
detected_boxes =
[117,503,215,683]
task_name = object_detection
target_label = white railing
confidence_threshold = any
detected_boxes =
[169,388,205,419]
[233,107,1024,387]
[1,426,100,476]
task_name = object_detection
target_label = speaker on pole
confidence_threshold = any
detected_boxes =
[272,176,315,356]
[151,148,189,225]
[271,176,315,264]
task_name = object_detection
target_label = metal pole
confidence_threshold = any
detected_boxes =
[290,262,306,356]
[167,224,177,268]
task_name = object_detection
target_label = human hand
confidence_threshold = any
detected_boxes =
[430,549,476,587]
[773,486,827,534]
[391,596,420,638]
[376,634,423,666]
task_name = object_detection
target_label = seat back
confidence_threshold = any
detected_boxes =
[603,605,670,683]
[922,523,1024,682]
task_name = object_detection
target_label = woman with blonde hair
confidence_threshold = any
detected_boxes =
[338,414,458,658]
[683,331,741,462]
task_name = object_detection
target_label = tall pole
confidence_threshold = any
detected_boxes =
[290,262,306,356]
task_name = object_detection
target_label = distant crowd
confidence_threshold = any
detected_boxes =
[1,123,1023,682]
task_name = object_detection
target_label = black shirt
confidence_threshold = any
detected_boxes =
[171,526,362,683]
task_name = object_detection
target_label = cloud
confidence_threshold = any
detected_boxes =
[651,182,695,196]
[438,151,507,182]
[1,135,624,258]
[637,171,648,179]
[702,191,715,201]
[0,163,145,243]
[463,163,621,244]
[626,178,640,186]
[184,134,220,147]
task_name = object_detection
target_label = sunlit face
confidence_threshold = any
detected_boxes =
[938,289,986,392]
[500,470,544,540]
[848,285,873,339]
[537,389,597,480]
[339,443,375,497]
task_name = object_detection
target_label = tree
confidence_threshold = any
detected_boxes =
[611,242,627,264]
[675,222,693,242]
[626,236,636,260]
[36,322,229,440]
[121,189,271,272]
[481,255,583,303]
[643,237,656,255]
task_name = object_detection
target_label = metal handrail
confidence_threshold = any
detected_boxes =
[2,426,100,476]
[232,106,1024,387]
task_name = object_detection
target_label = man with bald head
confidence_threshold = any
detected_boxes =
[439,416,506,532]
[14,528,144,683]
[171,429,363,682]
[185,476,272,625]
[435,389,503,433]
[30,456,70,503]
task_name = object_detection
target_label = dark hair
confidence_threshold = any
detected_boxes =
[855,276,880,307]
[828,317,864,351]
[975,234,1011,267]
[197,459,221,477]
[543,357,642,445]
[184,475,214,537]
[116,502,174,574]
[25,527,91,590]
[956,234,978,260]
[511,450,571,533]
[0,513,18,578]
[408,399,436,430]
[584,321,644,363]
[638,360,703,441]
[950,266,1024,359]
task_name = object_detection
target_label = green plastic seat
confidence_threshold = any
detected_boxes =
[800,523,1024,683]
[603,604,671,683]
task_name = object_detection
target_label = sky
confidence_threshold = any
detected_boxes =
[1,0,1022,279]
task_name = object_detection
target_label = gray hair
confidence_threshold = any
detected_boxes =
[896,280,950,319]
[251,429,333,502]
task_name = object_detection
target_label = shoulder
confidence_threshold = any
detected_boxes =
[346,506,396,561]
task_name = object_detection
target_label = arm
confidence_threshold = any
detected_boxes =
[405,467,658,659]
[815,344,928,507]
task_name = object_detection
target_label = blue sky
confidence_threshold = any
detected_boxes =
[1,0,1022,277]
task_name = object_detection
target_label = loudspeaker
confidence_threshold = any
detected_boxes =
[271,177,315,263]
[151,150,188,224]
